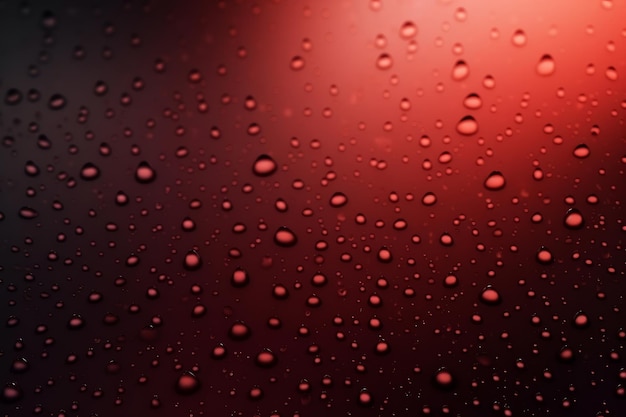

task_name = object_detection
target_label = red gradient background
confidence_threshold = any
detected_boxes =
[1,1,624,416]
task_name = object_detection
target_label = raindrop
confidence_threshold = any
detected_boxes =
[255,349,277,367]
[1,383,23,403]
[433,368,455,390]
[456,115,479,135]
[229,322,251,340]
[329,192,348,207]
[231,268,249,287]
[135,161,156,183]
[48,94,67,110]
[480,285,502,305]
[563,208,584,229]
[463,93,482,109]
[176,371,201,395]
[573,144,590,159]
[5,88,22,105]
[421,192,437,206]
[512,29,527,46]
[80,163,100,180]
[376,53,393,70]
[536,54,555,76]
[358,389,374,406]
[573,311,590,328]
[451,60,470,81]
[377,247,393,263]
[274,226,298,247]
[536,246,553,264]
[399,21,417,39]
[290,56,305,71]
[252,154,277,176]
[183,250,202,270]
[484,171,506,191]
[19,207,38,219]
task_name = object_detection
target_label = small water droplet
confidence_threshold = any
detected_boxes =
[433,368,455,390]
[48,94,67,110]
[231,268,249,287]
[255,349,277,367]
[329,192,348,207]
[536,246,553,264]
[290,56,305,71]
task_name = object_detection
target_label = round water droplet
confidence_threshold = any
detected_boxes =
[536,246,553,264]
[484,171,506,191]
[480,285,501,305]
[274,226,297,247]
[358,389,374,406]
[451,60,470,81]
[536,54,555,76]
[563,209,584,229]
[512,29,527,46]
[183,250,202,270]
[231,268,249,287]
[377,247,392,263]
[433,368,455,390]
[5,88,22,105]
[399,21,417,39]
[229,322,251,340]
[252,154,277,176]
[376,53,393,70]
[1,383,23,403]
[135,161,156,183]
[290,56,305,71]
[67,314,85,329]
[80,163,100,180]
[456,115,478,135]
[421,192,437,206]
[573,144,590,159]
[255,349,277,367]
[176,371,201,395]
[573,311,590,328]
[10,358,29,374]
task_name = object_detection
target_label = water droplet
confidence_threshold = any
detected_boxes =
[274,226,297,247]
[329,192,348,207]
[451,60,470,81]
[176,371,201,395]
[135,161,156,183]
[252,154,277,176]
[563,208,584,229]
[456,115,479,135]
[255,349,277,367]
[536,54,555,76]
[536,246,553,264]
[67,314,85,329]
[183,250,202,270]
[377,247,393,263]
[605,66,618,81]
[231,268,249,287]
[433,368,455,390]
[1,382,23,403]
[80,163,100,181]
[421,192,437,206]
[512,29,527,46]
[573,144,590,159]
[229,322,251,340]
[376,53,393,70]
[10,358,29,374]
[463,93,482,109]
[483,171,506,191]
[48,94,67,110]
[358,388,374,406]
[573,311,590,328]
[480,285,502,305]
[5,88,22,105]
[290,56,305,71]
[399,21,417,39]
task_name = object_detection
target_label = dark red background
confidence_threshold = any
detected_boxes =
[1,0,624,416]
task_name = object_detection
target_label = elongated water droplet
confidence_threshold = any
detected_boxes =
[376,53,393,70]
[80,163,100,180]
[274,226,297,247]
[252,154,277,176]
[399,21,417,39]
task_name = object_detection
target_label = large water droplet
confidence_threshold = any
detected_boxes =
[511,29,527,46]
[456,115,478,135]
[183,250,202,270]
[252,154,277,176]
[376,53,393,70]
[536,54,555,76]
[274,226,298,247]
[573,144,590,159]
[399,21,417,39]
[480,285,502,305]
[451,60,470,81]
[176,371,201,395]
[563,208,584,229]
[330,192,348,207]
[433,368,455,390]
[80,163,100,181]
[135,161,156,183]
[255,349,277,367]
[484,171,506,191]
